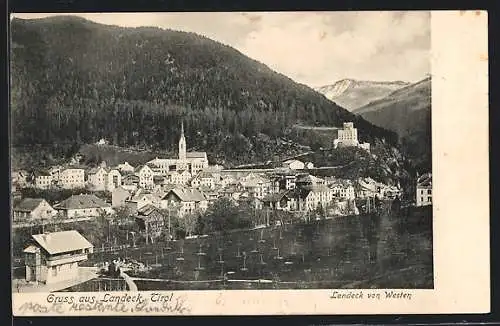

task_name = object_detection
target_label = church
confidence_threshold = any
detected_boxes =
[147,122,209,176]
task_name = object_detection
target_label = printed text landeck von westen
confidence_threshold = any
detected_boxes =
[330,291,413,300]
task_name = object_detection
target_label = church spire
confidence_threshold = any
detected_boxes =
[179,120,186,160]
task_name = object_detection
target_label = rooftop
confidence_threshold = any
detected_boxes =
[30,230,93,255]
[14,198,47,212]
[164,187,206,202]
[54,194,110,210]
[186,152,207,159]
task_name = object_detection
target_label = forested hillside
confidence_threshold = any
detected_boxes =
[10,16,397,168]
[353,77,432,172]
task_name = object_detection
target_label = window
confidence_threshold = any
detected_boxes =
[52,267,57,276]
[427,189,431,195]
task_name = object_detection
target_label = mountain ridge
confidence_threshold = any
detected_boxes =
[352,76,432,172]
[10,16,398,169]
[315,79,411,111]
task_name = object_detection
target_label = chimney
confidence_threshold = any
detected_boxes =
[43,232,50,243]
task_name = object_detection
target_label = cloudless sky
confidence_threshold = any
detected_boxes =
[12,12,430,87]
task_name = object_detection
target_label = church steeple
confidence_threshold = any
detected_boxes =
[178,120,186,160]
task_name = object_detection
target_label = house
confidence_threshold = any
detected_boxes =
[106,169,122,191]
[295,174,326,189]
[33,171,53,189]
[58,168,85,189]
[190,171,215,189]
[293,185,334,211]
[416,173,432,206]
[218,175,236,188]
[240,174,272,199]
[23,230,93,284]
[272,173,297,191]
[357,177,386,198]
[135,165,154,189]
[13,198,57,222]
[199,186,220,203]
[121,173,140,191]
[111,187,131,208]
[126,191,161,213]
[282,159,305,170]
[96,138,108,145]
[54,194,114,218]
[262,191,293,211]
[116,162,135,174]
[160,188,208,217]
[135,204,164,244]
[329,179,356,200]
[305,162,314,169]
[167,169,191,185]
[152,176,167,192]
[88,167,108,191]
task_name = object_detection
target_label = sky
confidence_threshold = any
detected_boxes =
[12,12,430,87]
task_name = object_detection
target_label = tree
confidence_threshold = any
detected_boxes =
[183,212,199,237]
[202,198,240,235]
[315,203,326,219]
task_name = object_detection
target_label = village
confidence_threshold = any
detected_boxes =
[11,121,432,292]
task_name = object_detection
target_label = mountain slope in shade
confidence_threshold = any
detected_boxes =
[10,16,398,168]
[353,77,432,172]
[315,79,410,111]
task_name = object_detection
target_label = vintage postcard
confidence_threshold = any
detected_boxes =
[10,10,489,316]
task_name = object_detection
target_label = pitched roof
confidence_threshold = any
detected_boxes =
[134,164,151,172]
[262,191,290,202]
[164,188,206,202]
[283,159,303,164]
[14,198,47,212]
[130,192,159,203]
[186,152,207,158]
[241,175,270,187]
[417,177,432,187]
[137,204,160,217]
[296,174,324,184]
[197,171,213,179]
[88,167,108,175]
[54,194,110,210]
[31,230,93,255]
[34,170,51,177]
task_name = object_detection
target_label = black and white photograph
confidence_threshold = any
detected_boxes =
[9,11,435,295]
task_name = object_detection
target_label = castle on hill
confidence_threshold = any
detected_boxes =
[333,122,371,152]
[146,122,209,176]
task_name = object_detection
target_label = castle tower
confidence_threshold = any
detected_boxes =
[178,121,186,160]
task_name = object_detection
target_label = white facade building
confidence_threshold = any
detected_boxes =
[416,173,432,206]
[59,168,85,189]
[23,231,93,284]
[334,122,371,152]
[282,159,305,170]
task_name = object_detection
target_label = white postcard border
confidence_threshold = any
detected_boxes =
[11,10,490,316]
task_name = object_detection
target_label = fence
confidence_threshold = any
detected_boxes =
[59,277,128,292]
